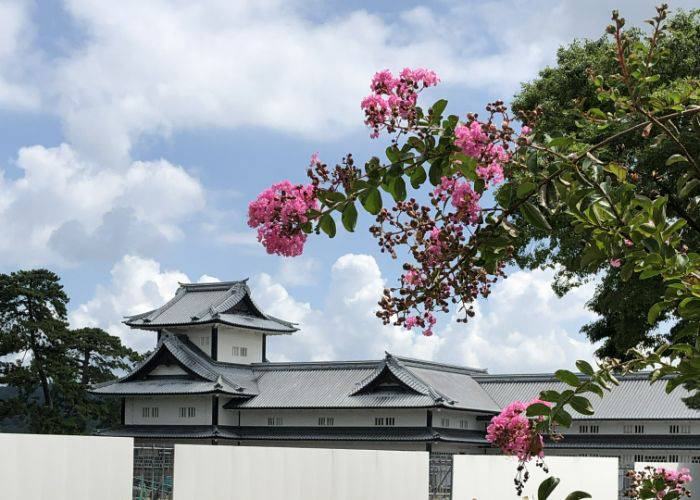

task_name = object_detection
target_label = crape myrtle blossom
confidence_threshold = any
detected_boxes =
[454,120,511,187]
[624,465,693,498]
[247,180,318,257]
[486,399,551,461]
[361,68,439,138]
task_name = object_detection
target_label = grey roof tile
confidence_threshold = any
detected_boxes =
[124,281,297,333]
[474,373,700,420]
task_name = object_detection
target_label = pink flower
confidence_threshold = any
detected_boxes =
[624,238,633,247]
[433,176,481,224]
[610,258,622,268]
[248,181,319,257]
[309,152,320,167]
[404,316,419,330]
[486,398,551,461]
[403,269,423,285]
[454,122,510,187]
[521,126,532,136]
[361,68,439,138]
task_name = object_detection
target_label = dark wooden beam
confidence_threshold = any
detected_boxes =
[157,329,162,342]
[426,409,433,428]
[120,398,126,425]
[211,325,218,361]
[262,334,267,362]
[212,395,219,426]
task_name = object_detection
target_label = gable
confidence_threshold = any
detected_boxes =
[352,365,421,395]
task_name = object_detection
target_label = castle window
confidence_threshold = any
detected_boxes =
[624,424,645,434]
[670,424,680,434]
[579,425,599,434]
[440,418,450,428]
[669,454,679,462]
[179,407,196,418]
[267,417,283,426]
[579,425,588,433]
[374,417,395,426]
[199,336,209,347]
[459,419,469,429]
[590,425,599,433]
[232,346,248,357]
[692,457,700,464]
[142,407,159,419]
[318,417,334,426]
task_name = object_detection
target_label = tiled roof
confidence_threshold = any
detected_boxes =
[547,434,700,450]
[91,332,258,396]
[473,373,700,420]
[124,280,297,333]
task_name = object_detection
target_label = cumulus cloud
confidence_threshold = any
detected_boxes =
[0,143,205,266]
[69,255,189,351]
[0,0,40,109]
[254,254,600,372]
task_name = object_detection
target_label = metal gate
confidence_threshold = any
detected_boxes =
[133,446,175,500]
[429,452,453,499]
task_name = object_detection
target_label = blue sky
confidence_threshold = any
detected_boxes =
[1,0,696,371]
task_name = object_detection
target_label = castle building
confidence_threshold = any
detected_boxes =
[93,280,700,480]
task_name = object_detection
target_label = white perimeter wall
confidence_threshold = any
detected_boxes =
[174,444,428,500]
[453,455,618,499]
[0,433,133,500]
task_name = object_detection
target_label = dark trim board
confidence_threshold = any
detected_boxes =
[120,398,125,425]
[211,326,218,361]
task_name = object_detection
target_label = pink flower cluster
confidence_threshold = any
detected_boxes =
[454,121,510,186]
[361,68,440,138]
[434,176,481,224]
[485,399,550,461]
[405,311,437,336]
[248,180,318,257]
[657,467,693,496]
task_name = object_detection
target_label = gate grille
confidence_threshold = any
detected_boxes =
[133,446,174,500]
[429,452,453,499]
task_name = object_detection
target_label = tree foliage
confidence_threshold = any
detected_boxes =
[0,269,140,433]
[510,8,700,358]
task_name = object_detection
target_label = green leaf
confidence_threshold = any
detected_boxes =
[526,403,552,417]
[521,202,552,232]
[517,182,537,198]
[539,390,561,403]
[564,492,592,500]
[430,99,448,122]
[603,162,627,182]
[360,188,382,215]
[538,476,560,500]
[575,360,595,376]
[429,159,445,186]
[319,214,336,238]
[409,166,427,189]
[555,369,581,387]
[569,395,595,416]
[391,177,407,202]
[553,408,572,427]
[341,202,358,232]
[666,154,688,166]
[647,301,666,325]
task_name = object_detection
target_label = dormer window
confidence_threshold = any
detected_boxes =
[232,346,248,357]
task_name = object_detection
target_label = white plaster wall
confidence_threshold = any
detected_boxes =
[126,395,211,425]
[174,445,428,500]
[233,408,428,427]
[171,325,212,357]
[452,455,618,499]
[217,326,264,363]
[431,408,480,429]
[150,364,188,376]
[562,419,694,435]
[0,433,133,500]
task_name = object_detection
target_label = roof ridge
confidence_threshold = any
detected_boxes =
[389,355,454,405]
[393,354,488,374]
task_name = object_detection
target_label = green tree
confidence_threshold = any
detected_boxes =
[510,8,700,358]
[0,270,139,433]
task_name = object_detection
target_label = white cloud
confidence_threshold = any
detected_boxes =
[275,257,321,287]
[255,254,600,372]
[69,255,189,352]
[0,0,40,109]
[0,143,205,266]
